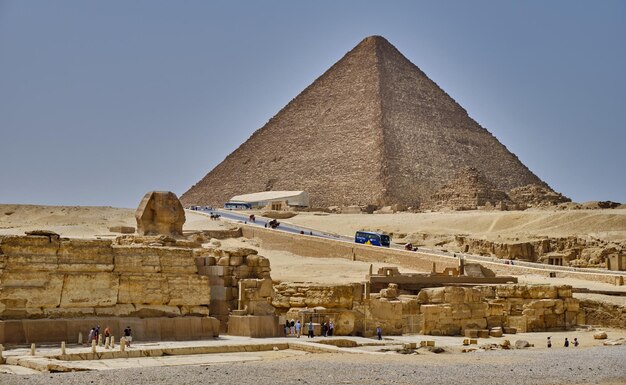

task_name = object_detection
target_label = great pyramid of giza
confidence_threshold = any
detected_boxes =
[182,36,552,209]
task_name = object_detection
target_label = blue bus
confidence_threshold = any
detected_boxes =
[355,231,391,247]
[224,202,252,210]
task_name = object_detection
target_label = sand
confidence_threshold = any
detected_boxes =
[284,209,626,244]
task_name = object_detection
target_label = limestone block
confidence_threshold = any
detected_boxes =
[210,286,234,301]
[557,286,573,298]
[94,304,136,317]
[464,329,479,338]
[469,303,489,318]
[507,316,527,333]
[593,331,608,339]
[167,275,210,306]
[133,305,181,317]
[249,300,275,316]
[270,294,291,309]
[0,271,63,309]
[460,318,488,330]
[477,329,490,338]
[289,297,307,307]
[257,279,274,298]
[43,307,95,318]
[113,247,162,273]
[118,275,169,305]
[451,304,472,320]
[229,256,245,266]
[422,288,445,304]
[443,287,466,304]
[217,257,230,266]
[369,298,403,321]
[487,300,507,316]
[180,306,210,316]
[221,247,257,258]
[489,327,503,337]
[206,275,233,286]
[502,326,517,334]
[234,265,250,279]
[204,266,232,277]
[158,248,198,274]
[135,191,185,237]
[60,274,119,308]
[58,239,115,272]
[564,298,579,312]
[486,315,504,329]
[528,285,558,299]
[400,297,420,315]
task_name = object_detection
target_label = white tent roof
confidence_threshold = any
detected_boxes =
[230,191,306,203]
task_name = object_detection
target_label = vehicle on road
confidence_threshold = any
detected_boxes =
[355,231,390,247]
[224,202,252,210]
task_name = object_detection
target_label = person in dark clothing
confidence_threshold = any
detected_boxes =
[564,337,569,347]
[376,326,382,340]
[547,336,552,348]
[308,319,314,338]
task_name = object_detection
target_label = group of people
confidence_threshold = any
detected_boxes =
[547,336,579,348]
[285,318,335,338]
[87,325,110,343]
[86,325,132,346]
[284,319,302,337]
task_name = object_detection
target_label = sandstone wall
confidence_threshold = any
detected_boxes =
[0,234,211,320]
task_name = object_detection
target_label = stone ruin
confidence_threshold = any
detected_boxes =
[135,191,185,237]
[423,167,511,211]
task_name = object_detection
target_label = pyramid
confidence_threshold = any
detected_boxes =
[182,36,551,209]
[423,167,511,211]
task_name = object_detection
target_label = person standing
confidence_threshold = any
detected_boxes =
[564,337,569,347]
[329,320,335,336]
[573,338,579,347]
[376,326,382,340]
[290,319,295,335]
[124,326,132,347]
[308,319,314,338]
[284,320,290,336]
[295,320,301,338]
[88,327,95,344]
[547,336,552,348]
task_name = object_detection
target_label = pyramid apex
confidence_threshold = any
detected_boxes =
[358,35,392,47]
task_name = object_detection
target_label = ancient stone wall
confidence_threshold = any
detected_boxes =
[0,234,211,320]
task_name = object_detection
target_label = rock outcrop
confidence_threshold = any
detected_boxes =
[182,36,555,209]
[136,191,185,237]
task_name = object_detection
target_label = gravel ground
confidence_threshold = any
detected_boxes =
[1,345,625,385]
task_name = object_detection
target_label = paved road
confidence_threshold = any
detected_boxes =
[189,208,626,278]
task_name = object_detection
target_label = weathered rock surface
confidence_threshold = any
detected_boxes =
[135,191,185,237]
[0,234,210,319]
[508,184,571,208]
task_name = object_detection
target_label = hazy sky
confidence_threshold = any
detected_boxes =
[1,1,625,208]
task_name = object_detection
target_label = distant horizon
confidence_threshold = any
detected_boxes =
[1,1,625,207]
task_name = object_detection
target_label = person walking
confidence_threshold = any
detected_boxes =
[87,327,95,344]
[295,320,301,338]
[573,338,579,347]
[290,319,295,335]
[376,326,382,340]
[564,337,570,347]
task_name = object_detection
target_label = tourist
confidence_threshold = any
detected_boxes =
[284,320,290,336]
[87,327,95,344]
[295,320,301,338]
[573,338,579,347]
[547,336,552,348]
[376,326,382,340]
[308,319,314,338]
[290,319,295,335]
[564,337,569,347]
[95,325,100,343]
[124,326,132,347]
[329,320,335,336]
[104,326,111,341]
[322,321,328,337]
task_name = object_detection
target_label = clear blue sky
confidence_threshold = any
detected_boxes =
[1,1,625,208]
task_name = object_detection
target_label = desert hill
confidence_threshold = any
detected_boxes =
[182,36,553,209]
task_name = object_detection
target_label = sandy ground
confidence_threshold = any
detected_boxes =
[284,209,626,244]
[0,204,226,238]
